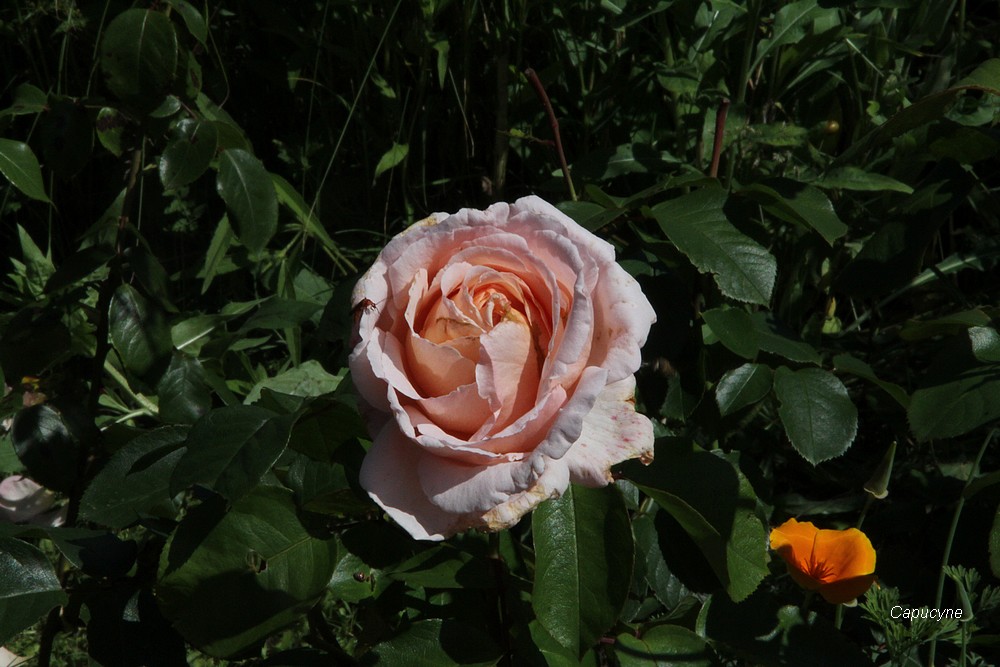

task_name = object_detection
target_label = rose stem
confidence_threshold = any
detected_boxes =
[488,531,513,665]
[928,427,996,666]
[524,67,577,201]
[708,97,730,180]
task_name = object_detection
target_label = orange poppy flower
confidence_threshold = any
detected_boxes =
[769,518,876,605]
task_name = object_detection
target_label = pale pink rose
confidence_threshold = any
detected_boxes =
[0,647,27,667]
[0,475,64,525]
[350,196,656,540]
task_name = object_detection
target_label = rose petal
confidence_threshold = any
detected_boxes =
[562,375,654,486]
[588,261,658,383]
[418,454,543,515]
[359,423,474,541]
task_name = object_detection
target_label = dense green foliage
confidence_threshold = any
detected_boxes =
[1,0,999,665]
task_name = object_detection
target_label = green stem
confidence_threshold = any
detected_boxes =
[927,428,996,666]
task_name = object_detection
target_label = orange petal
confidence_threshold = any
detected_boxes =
[770,518,821,579]
[819,574,877,605]
[812,526,876,582]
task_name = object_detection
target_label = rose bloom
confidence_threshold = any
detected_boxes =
[770,518,876,604]
[350,196,656,540]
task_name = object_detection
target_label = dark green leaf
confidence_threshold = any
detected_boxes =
[615,624,716,666]
[156,353,211,425]
[165,0,208,45]
[0,537,67,645]
[362,619,502,667]
[246,360,343,404]
[621,442,768,603]
[739,179,847,245]
[384,544,494,589]
[160,119,218,190]
[171,406,295,500]
[0,83,47,116]
[773,367,858,464]
[110,284,173,379]
[0,138,51,202]
[650,188,776,305]
[969,326,1000,363]
[908,362,1000,441]
[44,245,114,293]
[80,426,188,529]
[532,484,634,656]
[373,142,408,181]
[96,107,130,157]
[752,1,832,72]
[200,215,234,294]
[703,307,758,359]
[716,363,773,416]
[41,97,93,178]
[833,353,910,408]
[100,9,179,115]
[156,486,338,658]
[239,298,321,332]
[814,166,913,194]
[750,312,821,365]
[216,148,278,255]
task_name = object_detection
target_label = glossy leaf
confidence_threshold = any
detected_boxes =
[969,326,1000,363]
[908,361,1000,441]
[703,307,758,359]
[651,188,776,305]
[100,9,179,115]
[160,120,218,190]
[716,363,773,416]
[157,353,211,424]
[621,442,768,603]
[750,312,821,365]
[0,83,47,116]
[110,284,173,379]
[170,405,295,500]
[165,0,208,45]
[216,148,278,255]
[833,353,909,408]
[532,484,633,657]
[0,138,50,202]
[156,487,338,657]
[0,537,67,644]
[773,367,857,465]
[80,426,188,529]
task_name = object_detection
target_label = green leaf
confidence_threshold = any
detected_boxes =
[96,107,130,157]
[271,173,339,250]
[702,307,758,359]
[752,0,830,73]
[216,149,278,255]
[614,624,716,667]
[532,484,633,657]
[363,619,502,667]
[832,353,910,408]
[957,58,1000,92]
[80,426,188,529]
[650,188,776,305]
[621,442,768,603]
[200,215,234,294]
[0,83,47,116]
[165,0,208,45]
[0,138,51,202]
[556,200,627,233]
[773,367,858,464]
[750,312,821,365]
[157,353,211,424]
[908,362,1000,442]
[171,405,295,500]
[246,360,343,404]
[238,298,321,332]
[739,179,847,245]
[384,545,493,589]
[0,537,68,645]
[373,142,408,181]
[160,119,218,190]
[156,486,338,658]
[110,284,173,379]
[814,166,913,194]
[99,9,179,115]
[716,363,773,416]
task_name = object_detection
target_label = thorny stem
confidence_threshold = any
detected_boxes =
[928,428,996,666]
[524,67,577,202]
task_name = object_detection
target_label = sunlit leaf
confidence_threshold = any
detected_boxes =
[773,367,857,464]
[0,537,67,645]
[0,139,50,202]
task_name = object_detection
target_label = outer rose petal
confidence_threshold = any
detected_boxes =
[561,376,654,486]
[0,475,55,523]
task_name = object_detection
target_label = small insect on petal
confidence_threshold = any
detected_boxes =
[351,298,376,325]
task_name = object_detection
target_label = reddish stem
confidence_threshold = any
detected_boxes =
[524,67,577,201]
[709,97,731,180]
